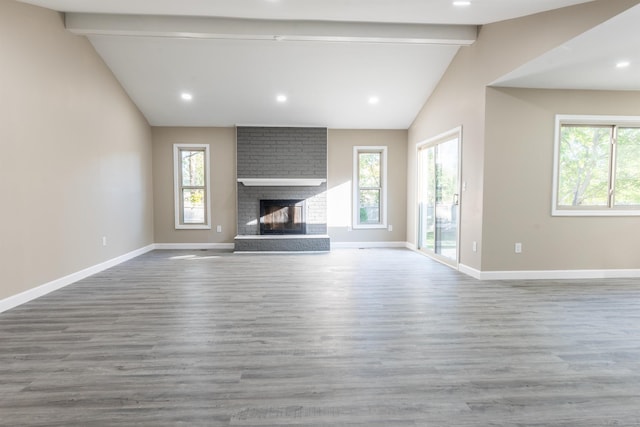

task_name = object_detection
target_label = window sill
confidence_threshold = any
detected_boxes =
[175,224,212,230]
[353,224,388,230]
[552,208,640,217]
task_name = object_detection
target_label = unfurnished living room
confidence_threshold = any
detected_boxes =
[2,0,640,425]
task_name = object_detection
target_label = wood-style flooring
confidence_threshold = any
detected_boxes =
[2,248,640,426]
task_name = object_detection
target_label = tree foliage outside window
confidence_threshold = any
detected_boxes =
[174,144,211,229]
[558,125,611,206]
[614,127,640,205]
[358,152,381,224]
[181,150,206,224]
[555,116,640,215]
[353,146,387,228]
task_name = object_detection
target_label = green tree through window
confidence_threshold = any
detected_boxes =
[558,125,611,206]
[353,146,387,228]
[555,117,640,214]
[358,152,381,224]
[174,144,210,228]
[614,127,640,205]
[181,150,206,223]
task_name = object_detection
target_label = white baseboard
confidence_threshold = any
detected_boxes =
[0,244,155,314]
[458,264,483,279]
[458,264,640,280]
[331,241,409,249]
[476,268,640,281]
[154,243,235,250]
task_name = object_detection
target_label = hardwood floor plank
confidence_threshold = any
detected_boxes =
[2,248,640,426]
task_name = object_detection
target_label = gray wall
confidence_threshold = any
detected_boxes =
[151,126,408,243]
[0,1,154,301]
[483,87,640,271]
[152,127,237,243]
[408,0,639,270]
[327,129,408,243]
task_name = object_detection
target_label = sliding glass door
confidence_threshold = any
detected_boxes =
[418,132,460,265]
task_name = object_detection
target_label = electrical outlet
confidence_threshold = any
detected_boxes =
[472,241,477,252]
[388,224,393,232]
[216,225,222,233]
[515,242,522,253]
[102,236,107,247]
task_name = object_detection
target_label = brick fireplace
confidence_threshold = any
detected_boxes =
[234,126,330,252]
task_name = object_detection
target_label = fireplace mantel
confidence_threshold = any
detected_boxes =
[237,178,326,187]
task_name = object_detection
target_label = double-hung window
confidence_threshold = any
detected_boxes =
[353,146,387,228]
[174,144,211,229]
[553,115,640,216]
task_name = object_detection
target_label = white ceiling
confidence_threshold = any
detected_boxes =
[16,0,638,128]
[16,0,596,25]
[493,3,640,91]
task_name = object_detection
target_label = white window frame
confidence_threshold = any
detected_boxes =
[552,114,640,216]
[353,146,388,229]
[173,143,211,229]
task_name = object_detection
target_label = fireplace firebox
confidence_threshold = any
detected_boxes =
[260,199,306,235]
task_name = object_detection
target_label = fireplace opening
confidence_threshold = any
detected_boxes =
[260,199,306,235]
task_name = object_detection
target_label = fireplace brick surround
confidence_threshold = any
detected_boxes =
[235,126,329,252]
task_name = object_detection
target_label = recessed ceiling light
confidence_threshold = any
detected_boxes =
[453,1,471,6]
[616,61,631,68]
[276,94,287,103]
[369,96,380,105]
[181,92,193,101]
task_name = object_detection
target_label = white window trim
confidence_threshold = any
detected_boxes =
[353,146,388,229]
[173,143,212,229]
[552,114,640,216]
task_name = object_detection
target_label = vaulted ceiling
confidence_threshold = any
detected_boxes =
[16,0,640,128]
